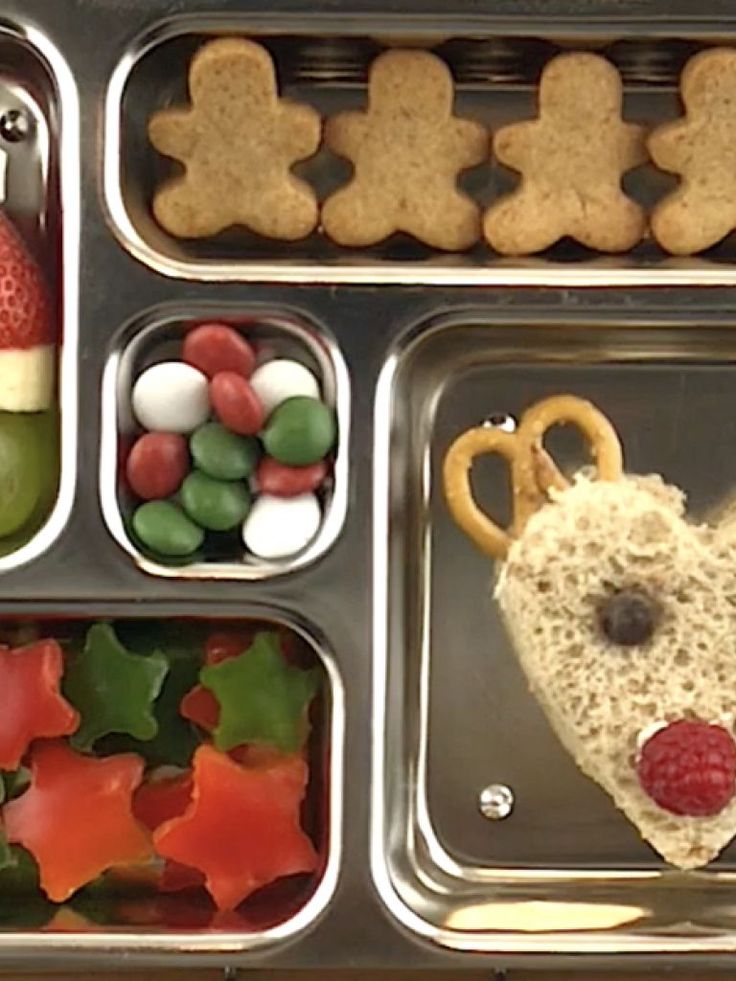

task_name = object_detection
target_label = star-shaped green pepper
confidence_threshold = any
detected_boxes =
[97,644,201,767]
[200,632,319,754]
[63,623,169,751]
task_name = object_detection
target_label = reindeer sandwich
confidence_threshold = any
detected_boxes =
[444,394,736,869]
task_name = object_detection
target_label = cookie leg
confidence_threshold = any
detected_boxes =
[152,178,236,238]
[483,186,566,255]
[573,194,646,253]
[321,185,396,247]
[652,185,736,255]
[246,177,319,241]
[408,189,481,251]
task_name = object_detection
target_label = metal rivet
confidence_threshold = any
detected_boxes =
[0,109,32,143]
[479,783,514,820]
[482,413,516,433]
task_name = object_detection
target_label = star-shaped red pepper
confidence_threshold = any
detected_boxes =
[0,639,79,769]
[153,745,318,911]
[132,771,204,892]
[3,741,152,902]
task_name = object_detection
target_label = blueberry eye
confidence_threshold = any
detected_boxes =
[598,588,659,647]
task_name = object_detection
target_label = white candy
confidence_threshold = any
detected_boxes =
[250,359,320,417]
[243,493,321,559]
[132,362,210,434]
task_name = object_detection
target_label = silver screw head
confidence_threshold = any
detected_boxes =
[479,783,514,820]
[482,413,517,433]
[0,109,32,143]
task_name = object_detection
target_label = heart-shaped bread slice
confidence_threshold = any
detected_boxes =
[497,472,736,868]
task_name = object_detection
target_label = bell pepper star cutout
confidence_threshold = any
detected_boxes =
[63,623,169,751]
[200,632,319,753]
[3,741,152,902]
[180,631,253,733]
[0,639,79,769]
[153,745,318,910]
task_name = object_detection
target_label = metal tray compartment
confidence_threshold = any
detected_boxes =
[0,22,77,570]
[0,608,342,955]
[102,16,736,286]
[374,311,736,955]
[100,304,349,580]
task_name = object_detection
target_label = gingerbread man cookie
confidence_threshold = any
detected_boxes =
[649,48,736,255]
[148,38,320,241]
[483,52,647,255]
[322,50,488,251]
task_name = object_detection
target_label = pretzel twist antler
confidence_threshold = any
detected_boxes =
[442,395,623,559]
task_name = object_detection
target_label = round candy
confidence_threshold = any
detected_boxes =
[190,423,259,481]
[0,414,42,537]
[132,362,209,434]
[180,471,251,532]
[210,372,264,437]
[182,324,256,380]
[262,397,336,466]
[249,359,320,417]
[256,457,328,497]
[126,433,189,501]
[132,501,204,557]
[242,493,321,559]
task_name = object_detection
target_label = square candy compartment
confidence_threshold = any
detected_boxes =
[100,306,349,579]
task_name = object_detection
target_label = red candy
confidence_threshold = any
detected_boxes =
[210,372,264,436]
[637,719,736,816]
[126,433,189,501]
[183,324,256,380]
[256,457,329,497]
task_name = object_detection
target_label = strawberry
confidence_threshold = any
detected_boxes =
[0,211,54,411]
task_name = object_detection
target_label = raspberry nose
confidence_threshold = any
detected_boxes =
[637,720,736,817]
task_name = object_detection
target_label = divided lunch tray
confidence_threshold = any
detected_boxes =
[7,0,736,970]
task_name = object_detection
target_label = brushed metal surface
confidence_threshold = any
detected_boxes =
[4,0,736,970]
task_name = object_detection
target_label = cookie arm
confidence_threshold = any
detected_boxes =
[621,122,648,170]
[324,112,368,160]
[278,101,322,161]
[493,121,534,172]
[447,118,489,170]
[647,118,692,174]
[148,109,196,160]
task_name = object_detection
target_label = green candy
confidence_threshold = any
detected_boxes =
[180,471,251,532]
[200,631,320,754]
[63,623,169,751]
[0,413,44,537]
[132,500,204,557]
[262,397,336,466]
[190,423,259,480]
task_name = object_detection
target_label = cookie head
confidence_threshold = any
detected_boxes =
[539,52,623,120]
[680,47,736,113]
[189,38,278,112]
[369,49,454,119]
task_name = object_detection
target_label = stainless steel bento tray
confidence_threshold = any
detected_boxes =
[6,0,736,971]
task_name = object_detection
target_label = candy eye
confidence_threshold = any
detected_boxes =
[597,588,659,647]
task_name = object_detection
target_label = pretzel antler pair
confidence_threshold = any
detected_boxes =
[443,395,624,559]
